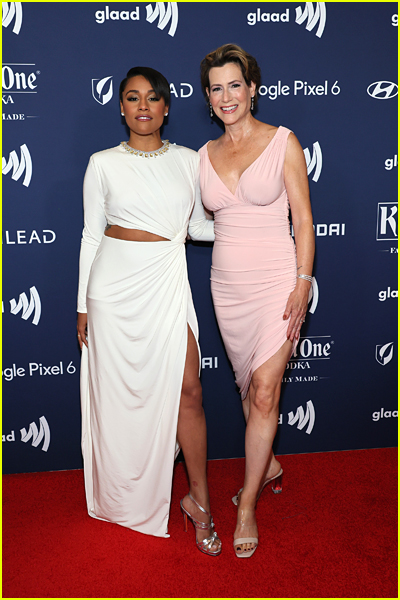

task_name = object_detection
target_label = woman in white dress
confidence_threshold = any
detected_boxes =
[77,66,221,555]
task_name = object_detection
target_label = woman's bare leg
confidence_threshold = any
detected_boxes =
[242,399,281,483]
[178,326,220,551]
[235,340,293,555]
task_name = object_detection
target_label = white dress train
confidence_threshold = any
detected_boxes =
[78,143,214,537]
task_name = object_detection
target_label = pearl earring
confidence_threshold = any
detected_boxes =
[121,112,124,116]
[164,112,168,116]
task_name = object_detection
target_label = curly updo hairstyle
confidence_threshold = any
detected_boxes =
[200,44,262,105]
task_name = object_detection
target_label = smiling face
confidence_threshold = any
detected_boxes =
[207,62,256,124]
[120,75,168,138]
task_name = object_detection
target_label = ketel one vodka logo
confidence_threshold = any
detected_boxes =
[2,2,22,35]
[295,2,326,38]
[376,203,397,241]
[92,76,113,105]
[2,63,39,94]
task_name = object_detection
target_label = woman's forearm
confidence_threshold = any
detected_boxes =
[292,218,315,279]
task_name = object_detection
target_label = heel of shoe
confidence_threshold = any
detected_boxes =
[182,511,188,532]
[271,473,283,494]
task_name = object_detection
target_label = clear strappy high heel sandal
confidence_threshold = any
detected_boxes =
[232,468,283,505]
[180,493,222,556]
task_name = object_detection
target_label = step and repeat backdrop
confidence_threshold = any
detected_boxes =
[3,2,398,474]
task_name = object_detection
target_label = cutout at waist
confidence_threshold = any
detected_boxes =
[104,225,169,242]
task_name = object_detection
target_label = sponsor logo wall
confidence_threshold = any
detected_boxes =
[3,2,397,474]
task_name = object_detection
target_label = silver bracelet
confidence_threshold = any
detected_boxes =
[298,274,313,283]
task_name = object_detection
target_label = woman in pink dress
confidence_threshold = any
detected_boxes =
[199,45,315,557]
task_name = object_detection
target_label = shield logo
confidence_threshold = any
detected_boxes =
[375,342,394,366]
[92,76,113,105]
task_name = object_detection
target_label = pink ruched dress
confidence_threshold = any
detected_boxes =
[199,126,297,399]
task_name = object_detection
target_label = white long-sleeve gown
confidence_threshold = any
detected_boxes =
[78,142,214,537]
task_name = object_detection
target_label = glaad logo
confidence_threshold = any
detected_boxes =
[2,2,22,35]
[375,342,394,366]
[304,142,322,182]
[92,76,113,105]
[376,202,397,241]
[170,82,193,98]
[247,7,289,25]
[288,400,315,434]
[367,81,398,100]
[146,2,178,37]
[3,286,41,325]
[95,6,140,23]
[20,416,50,452]
[295,2,326,38]
[308,277,319,314]
[385,154,397,170]
[2,143,32,187]
[378,286,397,301]
[372,408,398,421]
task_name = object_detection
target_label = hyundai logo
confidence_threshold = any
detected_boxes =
[367,81,398,99]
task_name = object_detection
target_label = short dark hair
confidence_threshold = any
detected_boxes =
[200,44,262,105]
[119,66,170,106]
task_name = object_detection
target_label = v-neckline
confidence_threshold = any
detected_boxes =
[205,126,281,197]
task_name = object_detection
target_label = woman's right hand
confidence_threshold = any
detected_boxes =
[77,312,88,349]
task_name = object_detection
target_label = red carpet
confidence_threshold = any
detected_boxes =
[2,448,397,598]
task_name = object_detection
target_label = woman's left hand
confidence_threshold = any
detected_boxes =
[283,283,309,342]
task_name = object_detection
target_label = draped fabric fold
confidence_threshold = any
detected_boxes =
[81,236,196,537]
